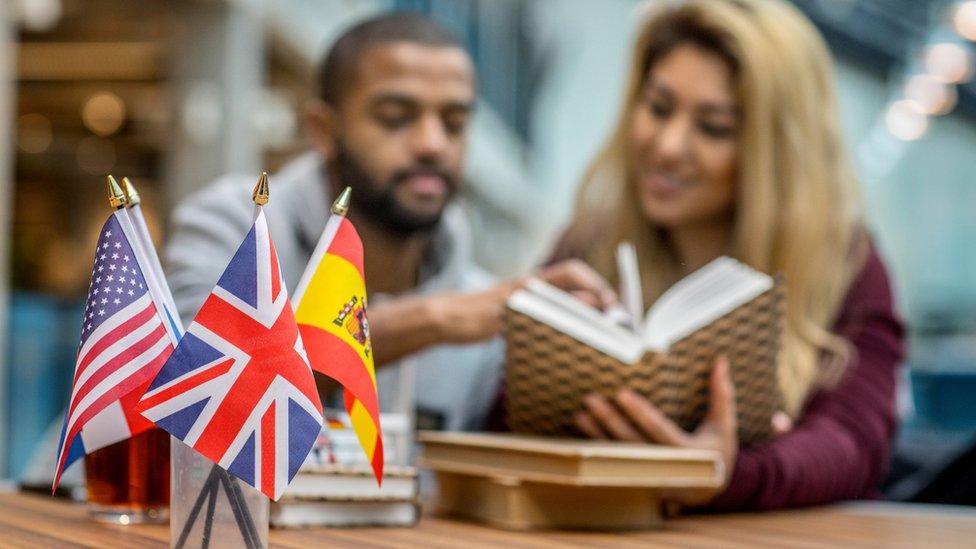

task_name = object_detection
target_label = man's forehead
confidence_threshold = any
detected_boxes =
[351,42,475,99]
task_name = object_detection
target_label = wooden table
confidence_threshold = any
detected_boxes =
[2,492,975,548]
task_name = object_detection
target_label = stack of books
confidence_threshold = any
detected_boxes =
[271,411,421,528]
[419,431,722,530]
[271,463,419,528]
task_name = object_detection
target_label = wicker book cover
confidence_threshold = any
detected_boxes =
[504,256,785,444]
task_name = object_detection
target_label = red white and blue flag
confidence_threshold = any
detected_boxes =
[138,210,323,500]
[53,213,174,492]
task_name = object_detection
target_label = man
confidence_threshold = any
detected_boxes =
[165,13,613,432]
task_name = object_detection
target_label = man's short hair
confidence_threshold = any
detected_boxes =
[317,12,464,106]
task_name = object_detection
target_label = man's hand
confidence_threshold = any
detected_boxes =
[575,356,738,506]
[427,280,522,344]
[368,259,616,363]
[429,259,617,343]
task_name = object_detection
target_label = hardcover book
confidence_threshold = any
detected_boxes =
[419,431,722,530]
[504,255,784,443]
[419,431,722,487]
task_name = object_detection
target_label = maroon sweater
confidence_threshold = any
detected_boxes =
[709,245,905,510]
[488,244,905,511]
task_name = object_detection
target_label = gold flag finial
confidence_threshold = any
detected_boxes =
[252,172,270,205]
[121,177,141,206]
[331,186,351,216]
[107,175,127,209]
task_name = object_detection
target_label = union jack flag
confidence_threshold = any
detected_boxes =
[53,213,174,491]
[138,210,323,500]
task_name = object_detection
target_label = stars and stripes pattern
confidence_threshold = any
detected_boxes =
[53,213,174,491]
[138,210,323,500]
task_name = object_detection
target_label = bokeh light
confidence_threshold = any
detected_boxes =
[924,42,973,84]
[885,99,928,141]
[904,73,958,115]
[17,113,53,154]
[952,1,976,41]
[81,91,127,137]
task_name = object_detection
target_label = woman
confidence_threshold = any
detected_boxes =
[552,0,905,510]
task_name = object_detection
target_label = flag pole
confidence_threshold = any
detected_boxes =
[120,177,184,336]
[292,186,351,304]
[107,176,180,348]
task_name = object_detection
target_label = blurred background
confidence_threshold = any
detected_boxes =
[0,0,974,499]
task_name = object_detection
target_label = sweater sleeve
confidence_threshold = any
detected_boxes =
[164,177,254,326]
[708,246,906,510]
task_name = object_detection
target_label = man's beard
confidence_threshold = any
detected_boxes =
[331,142,458,237]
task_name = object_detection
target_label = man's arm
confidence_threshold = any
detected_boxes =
[368,281,517,366]
[313,282,518,399]
[164,179,253,325]
[368,259,617,366]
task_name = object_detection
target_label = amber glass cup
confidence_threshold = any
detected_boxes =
[84,428,170,524]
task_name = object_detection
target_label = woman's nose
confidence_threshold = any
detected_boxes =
[654,115,693,165]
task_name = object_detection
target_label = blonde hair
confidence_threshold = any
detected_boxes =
[563,0,866,415]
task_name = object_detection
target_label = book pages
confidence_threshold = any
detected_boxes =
[642,257,774,351]
[616,241,644,329]
[509,279,643,363]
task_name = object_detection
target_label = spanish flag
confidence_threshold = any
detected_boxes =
[293,189,383,483]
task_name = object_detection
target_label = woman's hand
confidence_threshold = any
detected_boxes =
[574,356,738,505]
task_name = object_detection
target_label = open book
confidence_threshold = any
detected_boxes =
[504,250,784,443]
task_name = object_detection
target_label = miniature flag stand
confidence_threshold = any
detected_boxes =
[173,457,263,549]
[56,173,383,547]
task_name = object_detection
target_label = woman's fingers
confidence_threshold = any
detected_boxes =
[583,394,644,442]
[707,355,737,434]
[615,389,691,446]
[574,411,607,439]
[581,356,743,447]
[772,411,794,435]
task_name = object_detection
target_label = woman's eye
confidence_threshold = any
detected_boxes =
[648,100,670,118]
[699,121,735,139]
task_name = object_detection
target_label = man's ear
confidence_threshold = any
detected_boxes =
[305,99,338,161]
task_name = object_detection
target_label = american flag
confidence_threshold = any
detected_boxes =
[138,210,323,500]
[53,213,174,491]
